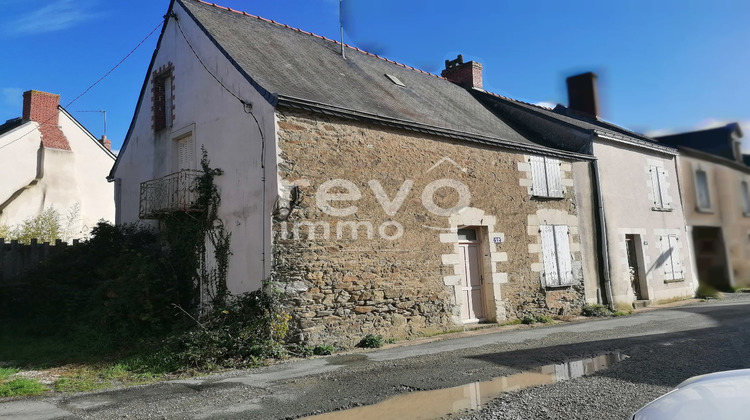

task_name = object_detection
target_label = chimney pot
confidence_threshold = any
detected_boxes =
[441,55,483,90]
[566,72,599,118]
[99,134,112,151]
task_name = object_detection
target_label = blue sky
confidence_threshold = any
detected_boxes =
[1,0,749,152]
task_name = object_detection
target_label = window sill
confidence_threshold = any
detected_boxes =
[664,278,685,284]
[651,207,673,212]
[532,195,565,200]
[695,207,714,214]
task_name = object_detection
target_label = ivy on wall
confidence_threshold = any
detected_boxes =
[161,147,231,314]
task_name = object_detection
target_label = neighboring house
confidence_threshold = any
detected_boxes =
[110,0,596,346]
[653,124,750,289]
[0,90,116,238]
[472,73,696,308]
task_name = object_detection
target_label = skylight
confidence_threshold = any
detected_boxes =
[384,74,405,87]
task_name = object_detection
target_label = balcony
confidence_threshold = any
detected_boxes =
[139,170,204,219]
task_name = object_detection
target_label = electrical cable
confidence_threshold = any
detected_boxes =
[0,20,163,151]
[175,15,269,277]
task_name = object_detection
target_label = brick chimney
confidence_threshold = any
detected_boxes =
[566,72,599,118]
[99,134,112,151]
[22,90,71,150]
[441,54,483,90]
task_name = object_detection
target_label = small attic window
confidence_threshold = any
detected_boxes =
[384,73,406,87]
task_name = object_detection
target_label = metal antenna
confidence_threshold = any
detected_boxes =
[339,0,345,59]
[75,110,107,137]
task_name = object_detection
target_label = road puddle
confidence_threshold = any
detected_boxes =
[304,352,626,420]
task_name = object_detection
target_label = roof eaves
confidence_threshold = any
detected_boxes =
[277,95,593,161]
[593,129,678,156]
[679,146,750,174]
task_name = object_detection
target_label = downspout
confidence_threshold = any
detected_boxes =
[591,159,614,310]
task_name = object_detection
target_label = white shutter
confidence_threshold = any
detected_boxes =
[177,135,194,170]
[554,225,574,285]
[668,235,683,279]
[658,168,670,209]
[546,158,563,198]
[530,156,549,197]
[661,235,675,281]
[649,166,663,208]
[541,225,560,286]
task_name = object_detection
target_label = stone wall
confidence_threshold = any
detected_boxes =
[273,109,586,347]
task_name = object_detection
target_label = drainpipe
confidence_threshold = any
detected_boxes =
[591,160,615,310]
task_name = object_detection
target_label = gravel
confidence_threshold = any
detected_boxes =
[455,296,750,420]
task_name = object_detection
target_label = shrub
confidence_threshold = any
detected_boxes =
[358,334,386,348]
[0,205,81,244]
[313,344,335,355]
[581,304,612,317]
[160,287,291,371]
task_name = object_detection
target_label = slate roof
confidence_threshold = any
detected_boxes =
[654,123,743,162]
[0,117,24,137]
[471,89,678,156]
[178,0,561,152]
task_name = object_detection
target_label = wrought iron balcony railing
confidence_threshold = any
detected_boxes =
[139,170,204,219]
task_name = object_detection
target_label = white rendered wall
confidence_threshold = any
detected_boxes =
[113,1,277,294]
[0,115,114,237]
[0,121,42,226]
[592,139,694,304]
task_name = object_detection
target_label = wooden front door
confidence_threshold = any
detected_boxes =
[459,241,484,322]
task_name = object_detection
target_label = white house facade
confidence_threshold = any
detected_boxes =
[0,90,116,238]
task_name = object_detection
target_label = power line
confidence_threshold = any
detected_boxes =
[0,20,164,151]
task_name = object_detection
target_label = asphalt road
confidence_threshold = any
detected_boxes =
[3,294,750,419]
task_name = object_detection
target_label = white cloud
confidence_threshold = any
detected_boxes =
[6,0,99,36]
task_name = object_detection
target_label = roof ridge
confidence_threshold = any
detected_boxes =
[192,0,444,80]
[477,88,555,111]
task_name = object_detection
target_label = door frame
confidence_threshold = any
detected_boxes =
[458,227,486,323]
[625,234,649,300]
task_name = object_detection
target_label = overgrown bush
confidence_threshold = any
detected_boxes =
[4,222,189,342]
[1,151,293,373]
[581,304,613,317]
[161,287,291,370]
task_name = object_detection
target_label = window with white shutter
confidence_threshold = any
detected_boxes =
[660,234,684,281]
[540,225,575,287]
[530,156,563,198]
[175,134,194,171]
[649,165,671,210]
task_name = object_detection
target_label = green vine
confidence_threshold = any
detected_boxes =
[161,147,231,315]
